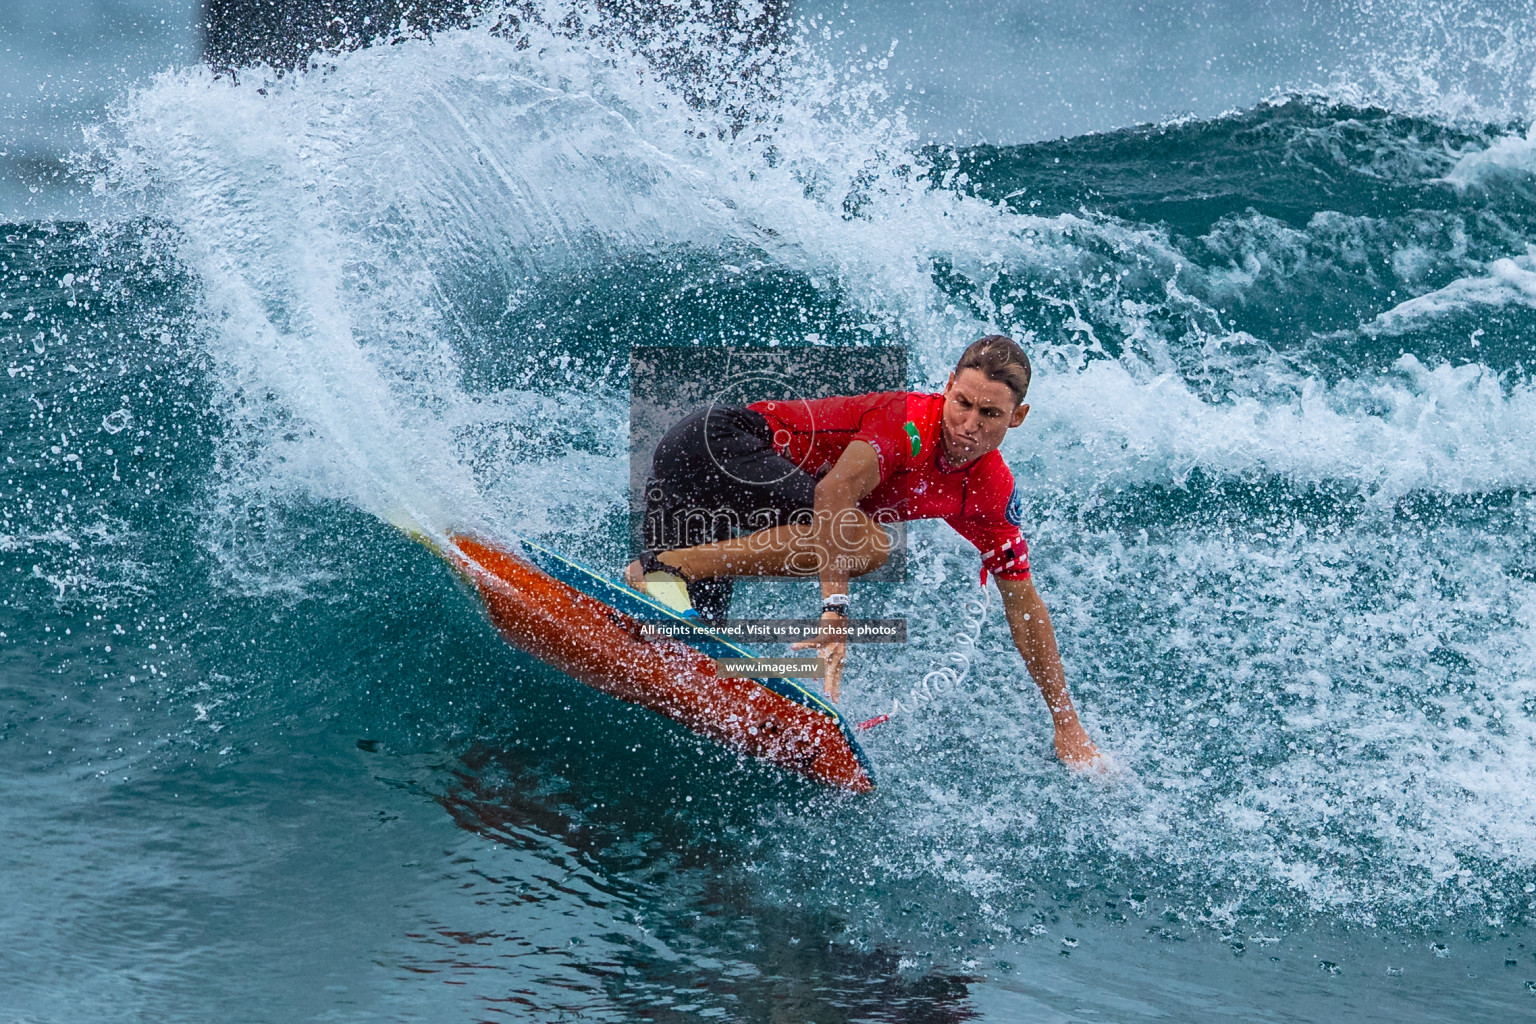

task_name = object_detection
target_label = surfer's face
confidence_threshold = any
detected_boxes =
[940,368,1028,466]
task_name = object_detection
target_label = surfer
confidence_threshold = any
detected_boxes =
[626,336,1101,768]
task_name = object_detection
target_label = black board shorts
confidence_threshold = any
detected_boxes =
[642,404,818,621]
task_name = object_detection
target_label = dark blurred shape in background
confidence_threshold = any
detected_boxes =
[202,0,478,70]
[201,0,789,72]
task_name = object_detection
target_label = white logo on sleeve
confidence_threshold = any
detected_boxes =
[1004,482,1025,527]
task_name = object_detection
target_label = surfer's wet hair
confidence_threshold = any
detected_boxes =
[955,335,1031,405]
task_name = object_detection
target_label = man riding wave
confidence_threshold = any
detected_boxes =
[626,336,1102,769]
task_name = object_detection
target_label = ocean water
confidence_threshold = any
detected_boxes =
[0,0,200,220]
[4,2,1536,1020]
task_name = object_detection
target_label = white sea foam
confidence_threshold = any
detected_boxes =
[1367,247,1536,333]
[1018,351,1536,500]
[1445,122,1536,188]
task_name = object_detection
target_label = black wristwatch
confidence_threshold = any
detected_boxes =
[821,594,850,618]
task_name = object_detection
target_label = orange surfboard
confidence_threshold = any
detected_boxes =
[395,519,874,793]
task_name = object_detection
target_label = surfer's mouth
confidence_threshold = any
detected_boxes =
[945,424,979,450]
[938,425,982,469]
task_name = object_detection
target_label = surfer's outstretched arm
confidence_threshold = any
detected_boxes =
[996,577,1102,769]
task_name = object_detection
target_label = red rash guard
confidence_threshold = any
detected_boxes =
[747,391,1031,583]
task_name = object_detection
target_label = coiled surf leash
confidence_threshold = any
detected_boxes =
[855,583,991,731]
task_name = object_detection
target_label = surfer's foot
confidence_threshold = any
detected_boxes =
[625,550,685,589]
[627,551,697,614]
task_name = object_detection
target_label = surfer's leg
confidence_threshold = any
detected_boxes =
[661,511,892,581]
[634,403,890,588]
[641,405,784,541]
[630,404,786,617]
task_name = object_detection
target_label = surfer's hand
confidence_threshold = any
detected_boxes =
[1053,718,1103,771]
[791,611,848,702]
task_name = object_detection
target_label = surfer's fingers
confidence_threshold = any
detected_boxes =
[797,639,845,657]
[826,647,845,699]
[825,641,846,677]
[790,627,847,649]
